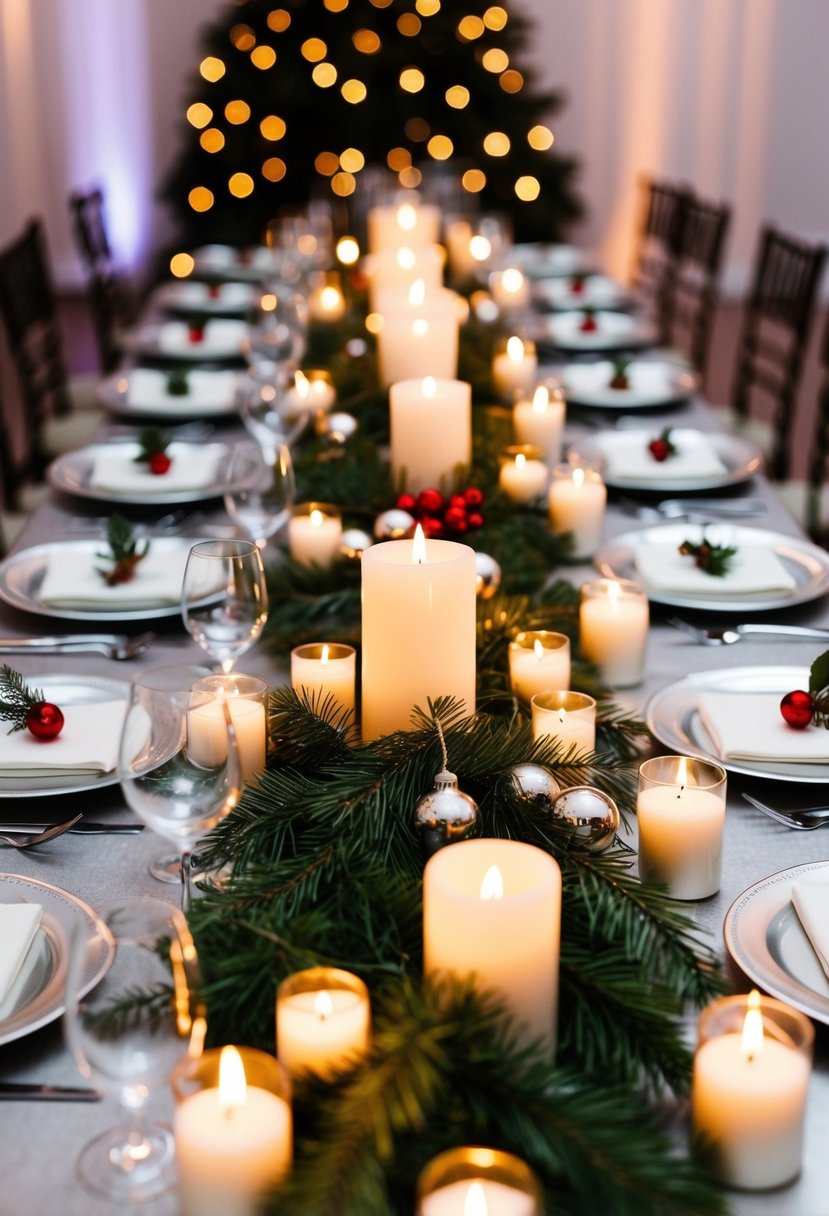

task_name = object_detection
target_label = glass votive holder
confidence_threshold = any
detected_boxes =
[171,1045,292,1216]
[188,673,269,785]
[290,642,357,723]
[512,378,566,467]
[491,334,538,400]
[531,690,596,756]
[287,501,343,568]
[547,463,607,559]
[283,368,336,419]
[692,991,813,1190]
[416,1145,543,1215]
[276,966,371,1080]
[489,266,531,314]
[498,444,547,505]
[508,631,571,703]
[579,577,649,688]
[637,755,727,900]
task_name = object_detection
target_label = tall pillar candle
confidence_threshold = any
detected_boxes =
[423,838,561,1054]
[579,578,649,688]
[187,674,268,785]
[513,382,565,466]
[548,464,606,559]
[367,199,441,254]
[390,377,471,494]
[366,245,445,310]
[637,755,726,900]
[276,967,371,1080]
[377,305,459,386]
[361,526,476,740]
[290,643,356,721]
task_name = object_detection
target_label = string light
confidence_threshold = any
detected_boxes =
[457,15,484,39]
[225,100,251,124]
[397,13,421,35]
[400,67,425,93]
[312,63,338,87]
[229,172,254,197]
[186,102,212,128]
[260,115,286,140]
[251,46,276,69]
[200,128,225,152]
[340,147,365,172]
[301,38,327,62]
[484,6,508,29]
[515,175,540,200]
[262,157,286,181]
[189,186,214,211]
[483,131,510,156]
[331,171,356,196]
[427,134,453,159]
[353,29,381,53]
[500,70,523,92]
[528,124,554,149]
[266,9,290,31]
[341,79,367,103]
[170,252,195,277]
[482,48,509,73]
[462,169,487,192]
[445,85,469,108]
[200,57,226,82]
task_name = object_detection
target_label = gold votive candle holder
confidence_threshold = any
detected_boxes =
[276,966,371,1080]
[416,1146,542,1215]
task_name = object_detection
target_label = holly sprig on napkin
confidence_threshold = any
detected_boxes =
[96,514,150,586]
[134,426,172,475]
[678,532,737,577]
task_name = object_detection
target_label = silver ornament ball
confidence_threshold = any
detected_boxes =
[340,528,374,561]
[324,411,359,443]
[496,763,561,811]
[551,785,620,853]
[413,769,479,857]
[374,508,416,540]
[475,551,502,600]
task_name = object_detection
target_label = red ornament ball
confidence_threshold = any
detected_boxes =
[467,512,484,530]
[149,452,171,476]
[27,701,65,741]
[448,493,467,512]
[417,488,445,515]
[780,689,814,730]
[463,487,484,509]
[421,515,444,539]
[444,506,468,533]
[396,493,417,513]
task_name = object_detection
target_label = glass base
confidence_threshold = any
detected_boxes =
[76,1122,176,1204]
[148,853,183,885]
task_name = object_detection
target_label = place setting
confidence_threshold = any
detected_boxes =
[527,307,660,354]
[570,423,764,492]
[125,316,250,362]
[558,355,699,410]
[152,278,258,317]
[97,365,243,420]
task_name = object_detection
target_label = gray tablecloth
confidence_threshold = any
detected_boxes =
[1,392,828,1216]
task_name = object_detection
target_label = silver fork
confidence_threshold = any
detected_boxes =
[0,632,155,660]
[742,794,829,830]
[0,813,83,849]
[666,618,829,646]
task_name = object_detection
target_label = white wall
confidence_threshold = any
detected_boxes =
[1,0,826,296]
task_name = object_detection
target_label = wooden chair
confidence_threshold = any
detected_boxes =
[665,193,731,384]
[69,187,135,373]
[0,389,49,556]
[729,225,826,480]
[776,309,829,540]
[631,178,690,342]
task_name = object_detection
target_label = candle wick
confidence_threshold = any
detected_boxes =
[676,784,685,800]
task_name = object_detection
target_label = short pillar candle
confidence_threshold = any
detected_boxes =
[531,690,596,756]
[579,578,649,688]
[290,642,356,721]
[276,967,371,1080]
[492,335,537,401]
[423,838,561,1055]
[417,1146,542,1216]
[288,502,342,568]
[489,267,530,314]
[548,464,607,559]
[692,990,813,1190]
[187,674,268,785]
[498,445,548,505]
[637,755,726,900]
[367,199,441,255]
[513,381,565,466]
[390,376,471,494]
[508,632,571,704]
[376,302,459,387]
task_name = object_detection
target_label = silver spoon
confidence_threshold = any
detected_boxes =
[0,813,83,849]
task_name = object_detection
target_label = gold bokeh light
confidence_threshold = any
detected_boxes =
[340,147,365,172]
[482,48,509,73]
[399,166,422,188]
[515,175,541,201]
[189,186,214,212]
[229,172,254,197]
[387,146,411,171]
[353,29,381,53]
[528,124,554,150]
[400,67,425,93]
[170,252,195,278]
[262,157,286,181]
[187,103,213,129]
[458,15,484,39]
[397,13,421,36]
[342,79,367,103]
[267,9,291,31]
[200,128,225,153]
[200,57,226,82]
[313,63,338,87]
[462,168,487,192]
[315,151,339,175]
[225,100,251,124]
[336,236,360,265]
[230,24,256,51]
[405,116,430,141]
[301,38,327,62]
[324,0,349,9]
[251,46,276,69]
[483,131,510,156]
[445,85,469,109]
[331,171,357,196]
[500,70,523,93]
[416,0,441,14]
[427,134,453,160]
[260,115,286,141]
[484,6,508,29]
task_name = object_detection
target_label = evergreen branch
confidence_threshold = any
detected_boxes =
[0,665,43,733]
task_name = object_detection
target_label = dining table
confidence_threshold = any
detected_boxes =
[1,283,828,1216]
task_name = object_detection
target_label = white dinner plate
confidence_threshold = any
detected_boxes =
[0,873,114,1046]
[0,674,128,798]
[0,535,209,622]
[596,524,829,613]
[530,310,659,354]
[569,430,764,491]
[560,358,698,408]
[47,441,235,506]
[725,862,829,1024]
[127,321,249,362]
[153,280,257,316]
[192,243,281,281]
[533,274,629,312]
[509,242,591,279]
[645,665,829,783]
[97,369,242,419]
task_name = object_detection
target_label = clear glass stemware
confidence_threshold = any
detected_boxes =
[224,440,295,550]
[181,538,269,674]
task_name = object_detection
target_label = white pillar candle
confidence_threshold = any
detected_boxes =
[174,1047,292,1216]
[390,377,471,494]
[492,336,538,401]
[288,503,342,568]
[377,303,459,386]
[637,756,726,900]
[531,690,596,756]
[366,245,445,310]
[276,967,371,1080]
[498,446,548,504]
[547,464,606,559]
[361,526,476,740]
[579,578,649,688]
[445,219,475,282]
[692,992,813,1190]
[290,643,356,721]
[367,199,441,254]
[513,383,565,466]
[423,838,561,1054]
[187,675,268,785]
[508,631,571,704]
[283,369,336,419]
[489,267,530,313]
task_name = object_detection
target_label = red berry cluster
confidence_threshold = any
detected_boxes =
[395,487,485,539]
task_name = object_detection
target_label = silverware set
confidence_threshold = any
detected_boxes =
[0,631,154,660]
[742,793,829,831]
[667,617,829,646]
[618,496,768,522]
[0,816,144,848]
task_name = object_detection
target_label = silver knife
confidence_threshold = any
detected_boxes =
[0,634,132,647]
[0,822,144,834]
[0,1083,101,1101]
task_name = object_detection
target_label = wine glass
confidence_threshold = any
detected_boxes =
[118,664,242,905]
[224,440,295,550]
[244,284,308,368]
[64,896,203,1202]
[239,362,309,450]
[182,538,269,674]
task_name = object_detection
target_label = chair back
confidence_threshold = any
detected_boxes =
[732,226,826,479]
[631,178,689,341]
[667,194,731,381]
[806,312,829,539]
[69,187,134,373]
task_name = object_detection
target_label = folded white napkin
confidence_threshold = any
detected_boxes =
[594,429,726,482]
[511,243,582,277]
[549,310,637,347]
[697,691,829,763]
[791,882,829,979]
[535,275,622,310]
[0,905,42,1007]
[635,539,797,596]
[564,360,683,405]
[155,319,247,359]
[0,699,128,775]
[171,282,255,311]
[126,369,240,413]
[39,546,189,608]
[195,244,237,269]
[89,446,221,495]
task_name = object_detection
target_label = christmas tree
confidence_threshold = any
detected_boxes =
[162,0,582,246]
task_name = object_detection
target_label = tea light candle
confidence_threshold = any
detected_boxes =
[284,369,336,418]
[489,267,530,313]
[361,526,476,740]
[390,376,471,493]
[637,756,726,900]
[547,464,606,559]
[367,199,441,254]
[276,967,371,1080]
[288,503,342,568]
[492,336,538,400]
[692,991,813,1190]
[174,1046,292,1216]
[498,446,548,504]
[308,279,346,323]
[508,632,571,703]
[187,675,268,785]
[513,383,565,466]
[531,691,596,756]
[423,838,561,1054]
[579,578,649,688]
[291,642,356,720]
[417,1147,542,1216]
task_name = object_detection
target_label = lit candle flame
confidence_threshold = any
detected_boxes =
[397,203,417,231]
[558,707,567,725]
[422,376,437,398]
[676,755,688,797]
[314,989,334,1021]
[506,335,525,364]
[515,452,526,469]
[412,523,426,565]
[502,267,524,294]
[464,1181,488,1216]
[408,278,426,306]
[321,644,329,665]
[320,285,343,312]
[310,508,324,528]
[607,579,621,612]
[397,246,416,269]
[572,467,585,489]
[480,864,504,900]
[219,1045,247,1116]
[742,989,764,1061]
[295,369,310,399]
[534,638,545,662]
[532,385,549,413]
[470,235,492,262]
[413,318,429,337]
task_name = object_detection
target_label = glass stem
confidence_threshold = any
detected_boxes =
[180,851,192,911]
